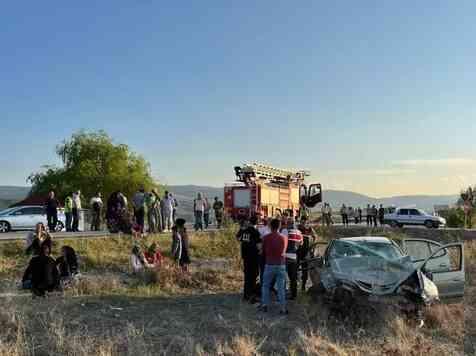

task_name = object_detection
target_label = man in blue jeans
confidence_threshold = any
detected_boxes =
[261,218,288,314]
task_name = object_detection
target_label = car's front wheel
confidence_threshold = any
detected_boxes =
[55,221,65,232]
[0,221,11,233]
[424,220,434,229]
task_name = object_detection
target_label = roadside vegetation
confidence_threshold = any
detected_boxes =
[0,227,471,355]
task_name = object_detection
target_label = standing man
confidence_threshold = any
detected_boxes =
[213,197,224,228]
[145,191,157,233]
[297,216,315,293]
[90,192,103,231]
[340,204,348,227]
[378,204,385,226]
[161,191,174,232]
[45,191,59,232]
[151,189,162,232]
[366,204,372,227]
[358,207,363,224]
[371,205,378,227]
[132,187,146,233]
[64,193,73,232]
[261,218,288,314]
[193,192,205,231]
[281,219,303,300]
[203,197,211,229]
[170,193,178,222]
[72,191,82,232]
[236,216,261,303]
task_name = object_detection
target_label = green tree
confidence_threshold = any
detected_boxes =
[459,186,476,228]
[28,130,158,205]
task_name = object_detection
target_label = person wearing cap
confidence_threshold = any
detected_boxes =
[236,216,262,302]
[281,218,303,300]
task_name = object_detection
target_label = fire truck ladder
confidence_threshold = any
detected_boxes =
[237,162,310,184]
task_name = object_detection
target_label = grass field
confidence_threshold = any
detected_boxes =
[0,227,473,355]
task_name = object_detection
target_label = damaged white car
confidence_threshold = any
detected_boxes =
[309,237,465,322]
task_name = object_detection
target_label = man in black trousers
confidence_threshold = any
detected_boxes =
[236,216,262,303]
[45,190,59,232]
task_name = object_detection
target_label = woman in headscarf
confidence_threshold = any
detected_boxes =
[171,218,190,272]
[144,243,163,270]
[22,239,60,296]
[25,223,51,256]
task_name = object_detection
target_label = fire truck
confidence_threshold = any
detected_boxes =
[224,163,322,220]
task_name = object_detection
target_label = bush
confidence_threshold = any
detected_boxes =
[440,208,465,228]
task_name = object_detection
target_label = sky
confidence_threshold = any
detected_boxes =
[1,1,475,197]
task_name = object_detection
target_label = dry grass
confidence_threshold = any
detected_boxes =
[0,229,472,355]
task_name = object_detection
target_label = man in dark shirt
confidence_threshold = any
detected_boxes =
[261,218,288,314]
[236,216,262,302]
[378,204,385,226]
[297,216,315,293]
[45,190,59,232]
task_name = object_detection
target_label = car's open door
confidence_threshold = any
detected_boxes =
[401,239,443,268]
[420,243,465,301]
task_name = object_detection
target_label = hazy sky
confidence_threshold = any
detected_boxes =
[1,2,475,197]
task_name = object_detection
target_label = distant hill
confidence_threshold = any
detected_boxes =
[0,186,30,210]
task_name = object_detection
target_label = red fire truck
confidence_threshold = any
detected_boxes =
[224,163,322,220]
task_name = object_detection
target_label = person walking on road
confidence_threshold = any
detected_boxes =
[213,197,224,228]
[236,216,262,303]
[45,191,59,232]
[72,191,82,232]
[132,188,146,233]
[261,218,288,314]
[193,192,205,231]
[64,193,73,232]
[90,192,103,231]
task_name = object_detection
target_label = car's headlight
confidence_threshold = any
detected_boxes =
[439,217,446,224]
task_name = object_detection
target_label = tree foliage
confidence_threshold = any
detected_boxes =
[28,130,158,205]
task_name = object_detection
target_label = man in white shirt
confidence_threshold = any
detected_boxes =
[72,191,82,232]
[193,192,205,231]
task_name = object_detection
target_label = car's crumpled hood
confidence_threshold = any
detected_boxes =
[323,255,418,296]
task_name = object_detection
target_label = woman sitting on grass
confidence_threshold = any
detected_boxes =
[171,218,190,272]
[130,245,154,274]
[56,245,80,287]
[144,243,163,270]
[25,222,51,256]
[22,239,60,297]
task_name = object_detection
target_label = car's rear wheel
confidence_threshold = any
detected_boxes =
[432,221,440,229]
[0,221,11,233]
[424,220,434,229]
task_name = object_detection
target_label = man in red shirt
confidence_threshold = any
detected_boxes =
[261,218,288,314]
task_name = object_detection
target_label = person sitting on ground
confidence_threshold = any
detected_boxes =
[25,223,51,256]
[130,245,153,274]
[171,218,191,272]
[56,246,80,286]
[144,243,163,269]
[22,239,60,296]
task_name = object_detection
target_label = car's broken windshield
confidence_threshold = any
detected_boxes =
[331,240,403,261]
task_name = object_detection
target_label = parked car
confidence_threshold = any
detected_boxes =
[309,236,464,323]
[0,206,65,233]
[384,207,446,228]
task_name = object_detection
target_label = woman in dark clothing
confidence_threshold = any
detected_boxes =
[56,246,79,282]
[22,240,60,297]
[107,191,132,233]
[25,223,51,256]
[171,218,190,272]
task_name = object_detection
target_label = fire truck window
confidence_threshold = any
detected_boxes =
[233,190,251,208]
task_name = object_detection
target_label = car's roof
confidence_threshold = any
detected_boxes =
[338,236,392,243]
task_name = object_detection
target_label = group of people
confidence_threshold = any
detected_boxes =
[236,214,315,315]
[22,223,79,297]
[46,190,84,232]
[131,188,178,234]
[321,202,387,227]
[193,193,224,231]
